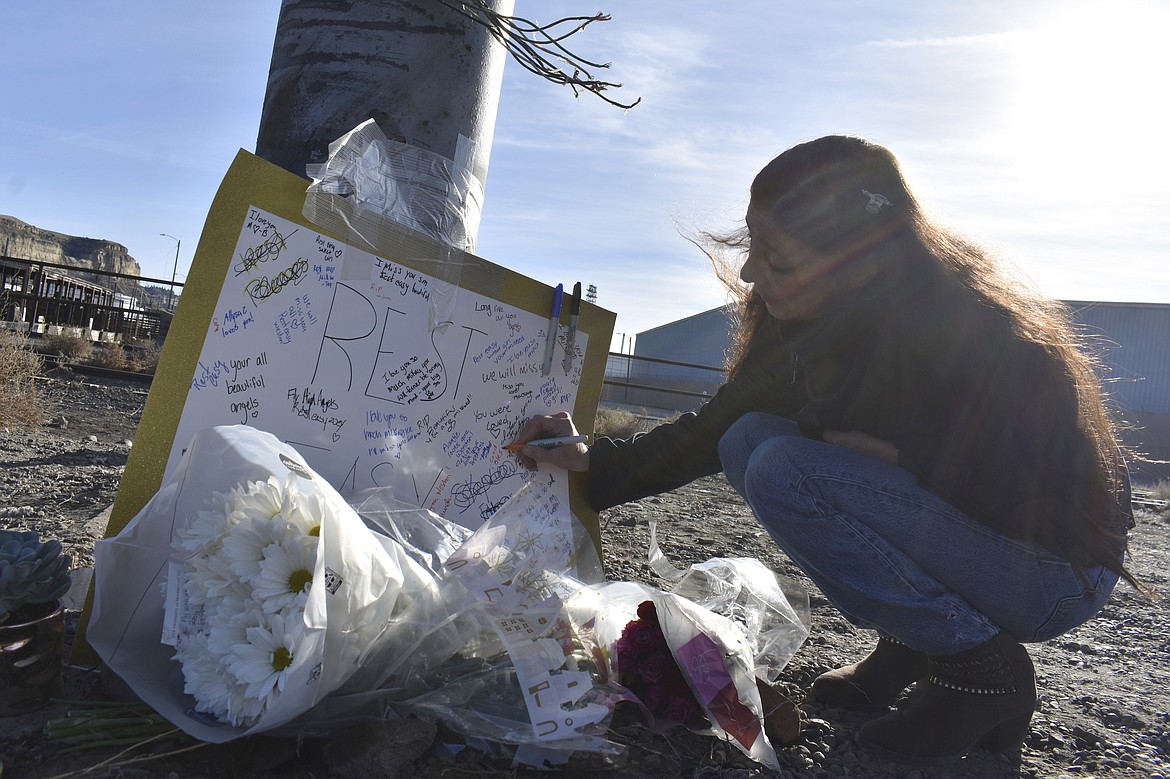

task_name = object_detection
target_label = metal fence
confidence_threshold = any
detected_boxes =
[601,352,725,414]
[598,352,1170,483]
[1,256,182,343]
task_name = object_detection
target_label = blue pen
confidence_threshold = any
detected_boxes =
[541,283,563,376]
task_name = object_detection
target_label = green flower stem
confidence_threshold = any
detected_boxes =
[39,731,203,779]
[52,699,150,709]
[47,723,168,739]
[45,706,180,754]
[48,715,165,732]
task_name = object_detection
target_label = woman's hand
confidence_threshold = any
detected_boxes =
[823,429,899,464]
[511,412,591,472]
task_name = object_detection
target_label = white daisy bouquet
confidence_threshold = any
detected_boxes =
[90,425,430,742]
[165,475,328,727]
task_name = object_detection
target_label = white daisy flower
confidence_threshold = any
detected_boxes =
[230,477,287,524]
[221,511,289,582]
[186,547,250,605]
[207,606,260,658]
[173,496,233,558]
[226,682,267,727]
[252,536,318,614]
[167,476,328,727]
[225,612,305,717]
[213,591,253,628]
[175,632,232,722]
[281,478,325,539]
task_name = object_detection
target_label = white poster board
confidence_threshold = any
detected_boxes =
[173,205,586,528]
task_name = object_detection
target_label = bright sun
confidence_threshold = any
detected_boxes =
[1002,1,1168,196]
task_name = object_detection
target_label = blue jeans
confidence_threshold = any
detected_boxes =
[717,413,1117,655]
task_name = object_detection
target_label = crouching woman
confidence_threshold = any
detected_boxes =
[516,135,1145,765]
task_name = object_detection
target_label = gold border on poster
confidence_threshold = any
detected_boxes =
[73,149,615,662]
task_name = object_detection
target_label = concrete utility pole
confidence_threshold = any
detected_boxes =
[256,0,515,217]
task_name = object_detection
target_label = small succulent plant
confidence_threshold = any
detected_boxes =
[1,529,72,624]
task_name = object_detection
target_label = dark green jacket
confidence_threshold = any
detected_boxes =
[588,294,1132,573]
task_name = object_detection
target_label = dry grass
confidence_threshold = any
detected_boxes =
[594,406,656,439]
[88,344,129,371]
[0,330,46,428]
[38,332,94,361]
[1152,480,1170,517]
[35,335,161,374]
[125,340,162,374]
[594,406,682,440]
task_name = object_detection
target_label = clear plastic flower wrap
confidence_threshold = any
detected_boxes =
[88,425,805,769]
[89,425,621,766]
[316,478,621,768]
[566,579,784,770]
[89,425,434,742]
[648,520,811,683]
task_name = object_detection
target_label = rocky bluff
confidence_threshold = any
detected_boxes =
[0,214,141,278]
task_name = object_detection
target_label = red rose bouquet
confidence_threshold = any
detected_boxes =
[566,581,781,770]
[612,600,706,728]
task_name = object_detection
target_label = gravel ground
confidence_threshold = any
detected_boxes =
[2,369,1169,778]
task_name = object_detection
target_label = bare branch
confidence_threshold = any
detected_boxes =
[436,1,641,110]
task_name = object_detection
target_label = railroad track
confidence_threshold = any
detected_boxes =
[39,354,154,385]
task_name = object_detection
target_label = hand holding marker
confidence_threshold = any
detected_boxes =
[506,412,592,471]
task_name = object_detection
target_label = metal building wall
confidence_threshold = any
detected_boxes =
[636,306,734,368]
[1067,302,1170,414]
[624,307,733,411]
[1066,301,1170,483]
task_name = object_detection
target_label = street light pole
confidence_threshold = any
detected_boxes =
[160,233,181,311]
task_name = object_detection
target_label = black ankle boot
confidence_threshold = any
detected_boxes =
[856,632,1037,765]
[811,635,929,711]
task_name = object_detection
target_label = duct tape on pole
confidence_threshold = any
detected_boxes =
[255,0,514,249]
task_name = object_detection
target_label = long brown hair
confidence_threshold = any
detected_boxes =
[707,135,1147,593]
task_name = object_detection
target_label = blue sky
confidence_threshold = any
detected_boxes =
[4,1,1168,352]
